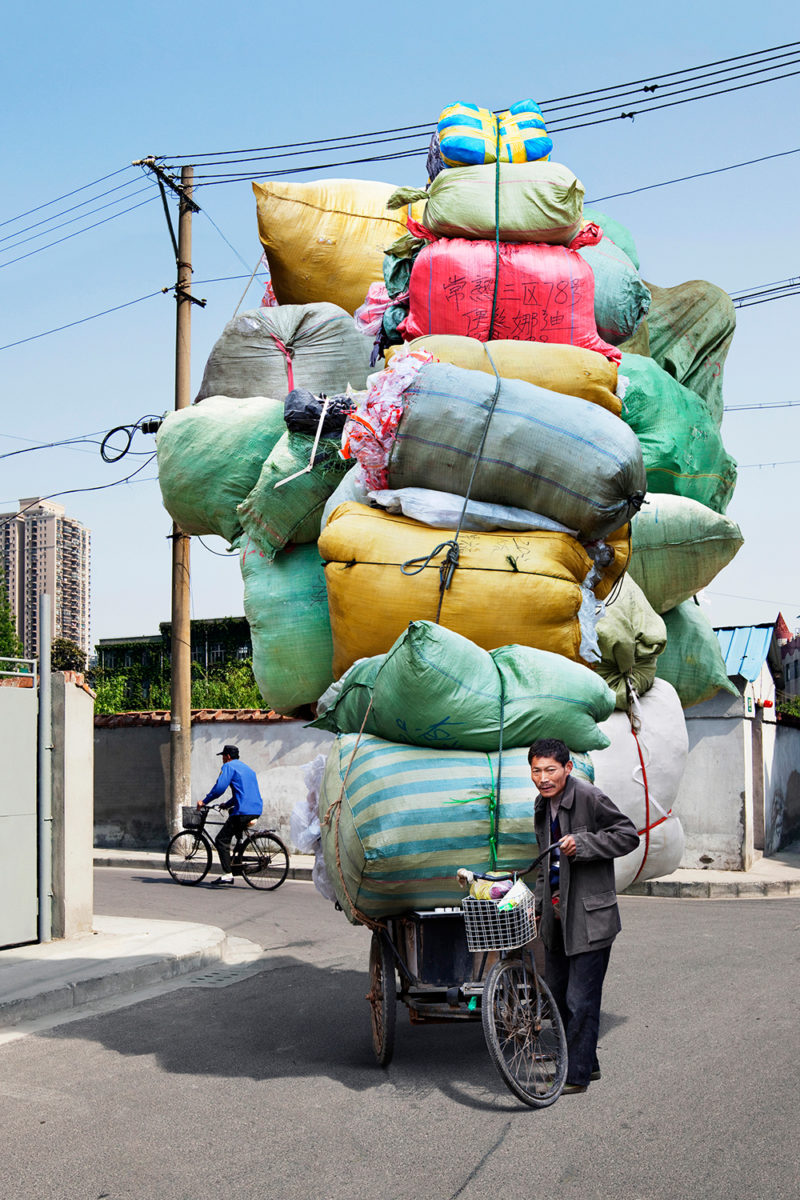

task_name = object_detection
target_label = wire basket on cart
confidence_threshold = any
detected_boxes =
[461,884,537,952]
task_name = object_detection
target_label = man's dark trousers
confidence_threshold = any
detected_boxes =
[544,922,611,1086]
[215,813,253,873]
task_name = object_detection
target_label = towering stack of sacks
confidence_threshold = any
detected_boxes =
[155,95,743,912]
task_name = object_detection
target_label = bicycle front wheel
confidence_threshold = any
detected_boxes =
[166,831,212,885]
[240,832,290,890]
[482,957,567,1108]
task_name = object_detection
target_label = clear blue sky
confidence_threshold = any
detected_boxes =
[2,2,799,644]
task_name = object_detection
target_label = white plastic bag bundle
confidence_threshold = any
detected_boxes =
[591,679,688,890]
[290,755,336,901]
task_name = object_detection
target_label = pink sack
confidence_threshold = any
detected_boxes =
[400,237,622,365]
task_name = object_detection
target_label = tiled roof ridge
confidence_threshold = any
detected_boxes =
[94,707,298,727]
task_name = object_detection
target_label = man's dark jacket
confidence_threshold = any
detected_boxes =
[534,773,639,956]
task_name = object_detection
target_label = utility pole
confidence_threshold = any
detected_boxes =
[132,158,204,834]
[170,165,194,834]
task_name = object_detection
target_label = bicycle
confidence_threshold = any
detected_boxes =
[165,804,290,891]
[364,845,567,1108]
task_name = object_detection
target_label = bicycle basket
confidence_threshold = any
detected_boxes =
[182,805,204,829]
[462,885,537,952]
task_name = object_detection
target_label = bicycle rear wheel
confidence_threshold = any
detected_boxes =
[240,832,290,890]
[166,831,212,885]
[482,956,567,1108]
[368,931,396,1067]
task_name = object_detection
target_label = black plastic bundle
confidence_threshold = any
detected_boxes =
[283,389,354,437]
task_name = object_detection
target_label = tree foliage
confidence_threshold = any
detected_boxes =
[51,637,87,673]
[92,657,265,714]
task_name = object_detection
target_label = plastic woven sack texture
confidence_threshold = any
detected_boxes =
[252,179,425,314]
[400,238,622,363]
[318,502,610,676]
[655,600,739,708]
[628,494,744,614]
[582,208,640,269]
[394,335,621,414]
[237,433,352,560]
[618,352,737,513]
[389,362,645,540]
[195,304,373,402]
[437,100,552,168]
[319,735,541,923]
[312,620,616,751]
[240,538,333,714]
[576,235,651,345]
[596,574,667,709]
[420,161,583,244]
[644,280,736,426]
[156,396,286,545]
[592,679,688,889]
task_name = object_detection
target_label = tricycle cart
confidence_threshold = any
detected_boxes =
[365,852,568,1108]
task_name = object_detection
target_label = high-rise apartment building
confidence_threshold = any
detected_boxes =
[0,498,91,661]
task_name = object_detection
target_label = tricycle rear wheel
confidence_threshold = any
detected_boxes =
[367,931,397,1067]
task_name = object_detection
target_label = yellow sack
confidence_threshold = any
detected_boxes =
[387,335,621,416]
[319,502,601,677]
[252,179,424,315]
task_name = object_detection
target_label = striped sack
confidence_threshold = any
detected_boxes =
[438,99,552,168]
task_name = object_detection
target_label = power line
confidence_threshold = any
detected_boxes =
[0,194,160,270]
[0,289,168,351]
[160,42,800,162]
[0,166,135,229]
[0,176,150,246]
[0,182,156,255]
[0,455,158,532]
[587,146,800,204]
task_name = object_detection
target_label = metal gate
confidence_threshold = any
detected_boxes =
[0,661,39,948]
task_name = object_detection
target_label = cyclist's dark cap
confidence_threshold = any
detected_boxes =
[217,744,239,758]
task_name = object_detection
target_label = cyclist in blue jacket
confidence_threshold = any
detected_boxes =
[198,745,264,886]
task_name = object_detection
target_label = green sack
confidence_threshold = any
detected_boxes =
[656,601,738,707]
[576,237,650,345]
[420,161,584,244]
[583,207,640,269]
[312,619,615,751]
[628,494,744,614]
[319,734,590,923]
[240,538,333,714]
[596,574,667,709]
[237,432,352,560]
[643,280,736,427]
[156,396,286,545]
[619,353,738,514]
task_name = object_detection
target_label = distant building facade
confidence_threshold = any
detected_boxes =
[0,498,91,661]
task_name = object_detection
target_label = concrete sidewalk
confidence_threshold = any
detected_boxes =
[93,847,316,880]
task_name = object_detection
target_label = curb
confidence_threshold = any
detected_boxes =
[0,919,230,1031]
[93,851,314,882]
[625,877,800,899]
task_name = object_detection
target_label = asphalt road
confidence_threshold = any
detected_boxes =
[0,868,798,1200]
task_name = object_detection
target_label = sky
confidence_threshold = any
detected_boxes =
[2,2,799,648]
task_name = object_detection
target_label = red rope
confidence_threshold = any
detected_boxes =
[630,725,652,883]
[269,333,295,391]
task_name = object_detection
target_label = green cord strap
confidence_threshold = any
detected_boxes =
[488,123,501,341]
[444,749,501,869]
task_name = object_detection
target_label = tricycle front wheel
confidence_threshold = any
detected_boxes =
[367,931,397,1067]
[482,957,567,1108]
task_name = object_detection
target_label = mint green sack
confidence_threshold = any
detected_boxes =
[583,208,640,268]
[628,494,744,614]
[312,620,615,751]
[596,574,667,709]
[240,538,333,714]
[237,433,352,560]
[156,396,286,545]
[576,237,650,345]
[656,601,738,707]
[619,353,737,514]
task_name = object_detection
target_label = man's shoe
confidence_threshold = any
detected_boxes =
[561,1083,588,1094]
[589,1068,602,1081]
[212,875,235,886]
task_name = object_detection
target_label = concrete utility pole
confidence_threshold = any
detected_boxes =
[169,165,195,833]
